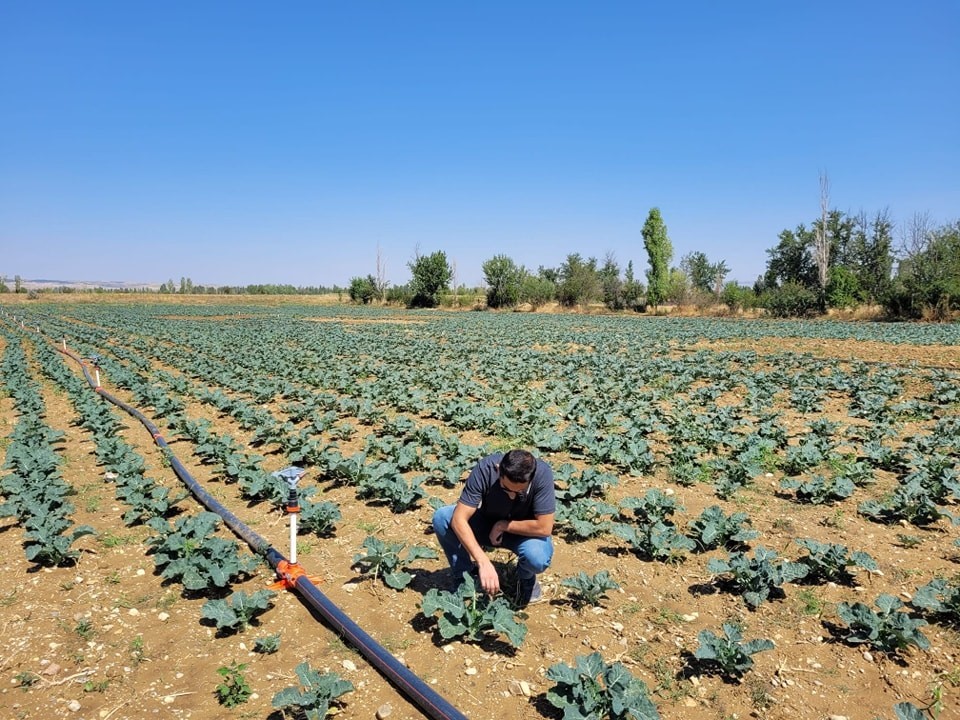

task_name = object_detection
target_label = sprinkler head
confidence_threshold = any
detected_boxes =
[272,466,304,490]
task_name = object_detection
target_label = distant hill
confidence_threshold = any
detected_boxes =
[20,278,162,291]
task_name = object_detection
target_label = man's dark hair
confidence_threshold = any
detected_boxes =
[500,449,536,484]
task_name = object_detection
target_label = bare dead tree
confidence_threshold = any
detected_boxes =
[900,211,933,256]
[450,258,459,307]
[813,171,831,293]
[375,243,387,302]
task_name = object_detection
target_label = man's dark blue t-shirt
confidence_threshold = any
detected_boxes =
[458,452,556,523]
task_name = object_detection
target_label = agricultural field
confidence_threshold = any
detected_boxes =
[0,300,958,720]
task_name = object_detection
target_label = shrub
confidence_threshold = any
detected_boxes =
[721,282,757,312]
[762,282,819,318]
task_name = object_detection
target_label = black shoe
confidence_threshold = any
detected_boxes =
[514,575,544,607]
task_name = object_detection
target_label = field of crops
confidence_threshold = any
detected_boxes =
[1,301,958,720]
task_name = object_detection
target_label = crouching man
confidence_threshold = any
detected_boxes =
[432,449,555,607]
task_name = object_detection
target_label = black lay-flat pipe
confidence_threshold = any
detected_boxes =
[55,342,467,720]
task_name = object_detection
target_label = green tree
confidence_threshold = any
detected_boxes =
[537,266,560,285]
[14,275,24,293]
[598,254,624,310]
[556,254,599,308]
[681,252,714,294]
[681,252,730,297]
[642,208,672,307]
[710,260,731,295]
[0,276,8,293]
[826,266,861,309]
[482,255,524,308]
[885,219,960,318]
[764,227,818,290]
[520,275,555,309]
[762,281,819,318]
[348,275,378,304]
[665,267,688,304]
[622,261,645,311]
[844,210,894,304]
[407,250,452,308]
[721,282,756,311]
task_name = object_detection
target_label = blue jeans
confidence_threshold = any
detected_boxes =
[432,504,554,580]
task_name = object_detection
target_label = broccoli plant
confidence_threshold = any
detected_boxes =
[611,490,694,562]
[253,632,282,654]
[555,466,619,503]
[146,512,259,592]
[420,572,527,647]
[356,462,427,512]
[858,481,950,526]
[707,546,809,609]
[297,499,341,537]
[117,479,187,526]
[782,438,826,475]
[561,570,620,607]
[781,475,855,505]
[877,702,933,720]
[686,505,759,551]
[794,538,879,584]
[23,513,95,567]
[693,623,774,678]
[545,652,660,720]
[619,489,682,524]
[272,662,354,719]
[835,594,930,654]
[555,498,617,540]
[201,589,277,633]
[611,520,696,563]
[351,536,437,590]
[910,578,960,624]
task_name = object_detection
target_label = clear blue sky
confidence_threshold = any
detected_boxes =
[2,2,957,288]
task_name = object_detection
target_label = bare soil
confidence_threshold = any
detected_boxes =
[0,328,958,720]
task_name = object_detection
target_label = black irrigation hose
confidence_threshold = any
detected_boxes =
[54,342,467,720]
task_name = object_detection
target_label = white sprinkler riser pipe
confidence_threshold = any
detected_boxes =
[290,512,298,565]
[95,369,101,388]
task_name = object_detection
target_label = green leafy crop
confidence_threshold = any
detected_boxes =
[794,538,878,584]
[146,512,259,592]
[693,623,774,678]
[708,546,809,609]
[686,505,758,551]
[352,535,437,590]
[561,570,620,607]
[835,594,930,654]
[201,589,276,633]
[420,572,527,647]
[546,651,660,720]
[272,662,353,719]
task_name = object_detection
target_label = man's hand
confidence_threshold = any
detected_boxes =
[489,520,509,546]
[477,560,500,596]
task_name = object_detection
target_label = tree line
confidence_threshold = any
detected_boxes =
[0,276,343,297]
[350,199,960,320]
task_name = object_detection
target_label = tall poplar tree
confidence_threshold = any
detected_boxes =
[642,208,672,307]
